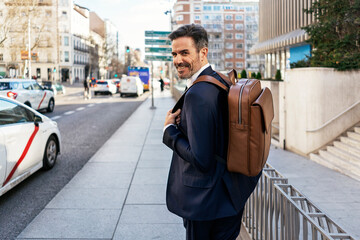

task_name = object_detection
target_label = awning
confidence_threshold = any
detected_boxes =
[250,29,309,55]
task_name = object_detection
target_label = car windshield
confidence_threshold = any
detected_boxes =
[97,82,107,85]
[0,82,19,90]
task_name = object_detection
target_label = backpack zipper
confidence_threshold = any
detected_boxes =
[238,80,249,124]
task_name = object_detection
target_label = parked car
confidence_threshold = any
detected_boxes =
[41,81,66,95]
[120,76,144,97]
[112,79,121,93]
[93,80,117,95]
[0,79,55,112]
[0,96,61,196]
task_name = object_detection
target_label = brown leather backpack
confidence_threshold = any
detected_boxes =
[193,69,274,176]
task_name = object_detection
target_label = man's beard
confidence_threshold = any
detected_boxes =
[175,62,192,79]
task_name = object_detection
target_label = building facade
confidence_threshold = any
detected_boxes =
[172,0,264,75]
[0,0,58,80]
[250,0,315,79]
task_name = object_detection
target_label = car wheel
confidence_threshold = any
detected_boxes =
[42,135,58,170]
[47,98,55,112]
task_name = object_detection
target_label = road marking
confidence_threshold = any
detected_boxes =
[64,111,75,115]
[76,107,85,111]
[51,116,61,120]
[87,104,95,107]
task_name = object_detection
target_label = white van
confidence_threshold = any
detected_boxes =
[120,76,144,97]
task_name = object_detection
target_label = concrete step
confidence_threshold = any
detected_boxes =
[355,127,360,134]
[318,150,360,179]
[348,131,360,141]
[312,152,360,181]
[333,141,360,158]
[327,146,360,168]
[340,136,360,149]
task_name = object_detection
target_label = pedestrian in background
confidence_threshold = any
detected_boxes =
[83,78,90,99]
[159,78,164,92]
[163,24,260,240]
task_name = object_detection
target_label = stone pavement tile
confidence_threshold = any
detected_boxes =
[66,170,133,189]
[17,209,120,239]
[79,162,137,174]
[90,150,140,163]
[46,187,127,209]
[131,168,169,185]
[113,223,185,240]
[126,185,166,204]
[140,149,172,161]
[119,205,182,224]
[137,159,171,169]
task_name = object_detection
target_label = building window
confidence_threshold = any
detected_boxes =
[235,15,243,21]
[0,11,3,17]
[236,62,243,68]
[225,15,233,20]
[225,33,233,39]
[235,33,243,39]
[46,10,52,17]
[0,53,3,61]
[213,15,222,21]
[225,53,233,59]
[203,6,211,11]
[62,11,67,18]
[64,51,69,62]
[225,43,233,49]
[195,15,200,20]
[176,15,183,21]
[236,52,243,58]
[225,62,233,68]
[225,24,233,30]
[64,36,69,46]
[236,43,243,49]
[246,7,253,12]
[194,4,201,10]
[213,6,221,11]
[235,24,243,30]
[204,15,210,20]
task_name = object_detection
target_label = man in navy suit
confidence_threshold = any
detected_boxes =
[163,24,260,240]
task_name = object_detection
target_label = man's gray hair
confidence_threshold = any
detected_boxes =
[168,24,208,52]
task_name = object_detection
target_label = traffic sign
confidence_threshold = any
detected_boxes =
[145,55,173,61]
[145,39,171,46]
[145,47,172,54]
[145,31,171,38]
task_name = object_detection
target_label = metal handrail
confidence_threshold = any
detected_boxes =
[242,163,355,240]
[306,99,360,132]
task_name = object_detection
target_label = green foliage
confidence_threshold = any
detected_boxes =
[256,72,262,79]
[275,69,282,81]
[303,0,360,70]
[251,72,256,78]
[240,69,247,78]
[290,58,311,69]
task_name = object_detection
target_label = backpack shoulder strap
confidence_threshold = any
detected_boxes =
[194,75,229,92]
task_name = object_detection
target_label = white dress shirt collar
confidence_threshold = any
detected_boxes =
[186,63,210,88]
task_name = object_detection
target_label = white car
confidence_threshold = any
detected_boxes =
[0,96,61,196]
[93,80,117,95]
[0,79,55,112]
[120,76,144,97]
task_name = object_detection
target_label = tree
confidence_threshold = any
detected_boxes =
[275,69,282,81]
[251,72,256,78]
[240,69,247,78]
[303,0,360,70]
[256,72,262,80]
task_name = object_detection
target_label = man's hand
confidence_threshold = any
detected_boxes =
[164,109,181,126]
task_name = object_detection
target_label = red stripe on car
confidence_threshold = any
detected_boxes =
[2,125,40,187]
[38,92,47,109]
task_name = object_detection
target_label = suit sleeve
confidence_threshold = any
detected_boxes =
[163,83,219,173]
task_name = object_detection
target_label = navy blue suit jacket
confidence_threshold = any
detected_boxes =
[163,66,260,221]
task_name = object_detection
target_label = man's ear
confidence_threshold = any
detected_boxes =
[200,47,208,61]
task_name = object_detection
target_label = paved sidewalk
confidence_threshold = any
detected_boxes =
[17,89,360,240]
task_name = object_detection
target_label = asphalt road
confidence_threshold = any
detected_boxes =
[0,85,149,239]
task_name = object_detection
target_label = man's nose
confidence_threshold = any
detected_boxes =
[173,55,182,65]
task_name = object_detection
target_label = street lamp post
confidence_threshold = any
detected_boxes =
[28,17,31,79]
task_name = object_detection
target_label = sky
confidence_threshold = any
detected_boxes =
[74,0,174,56]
